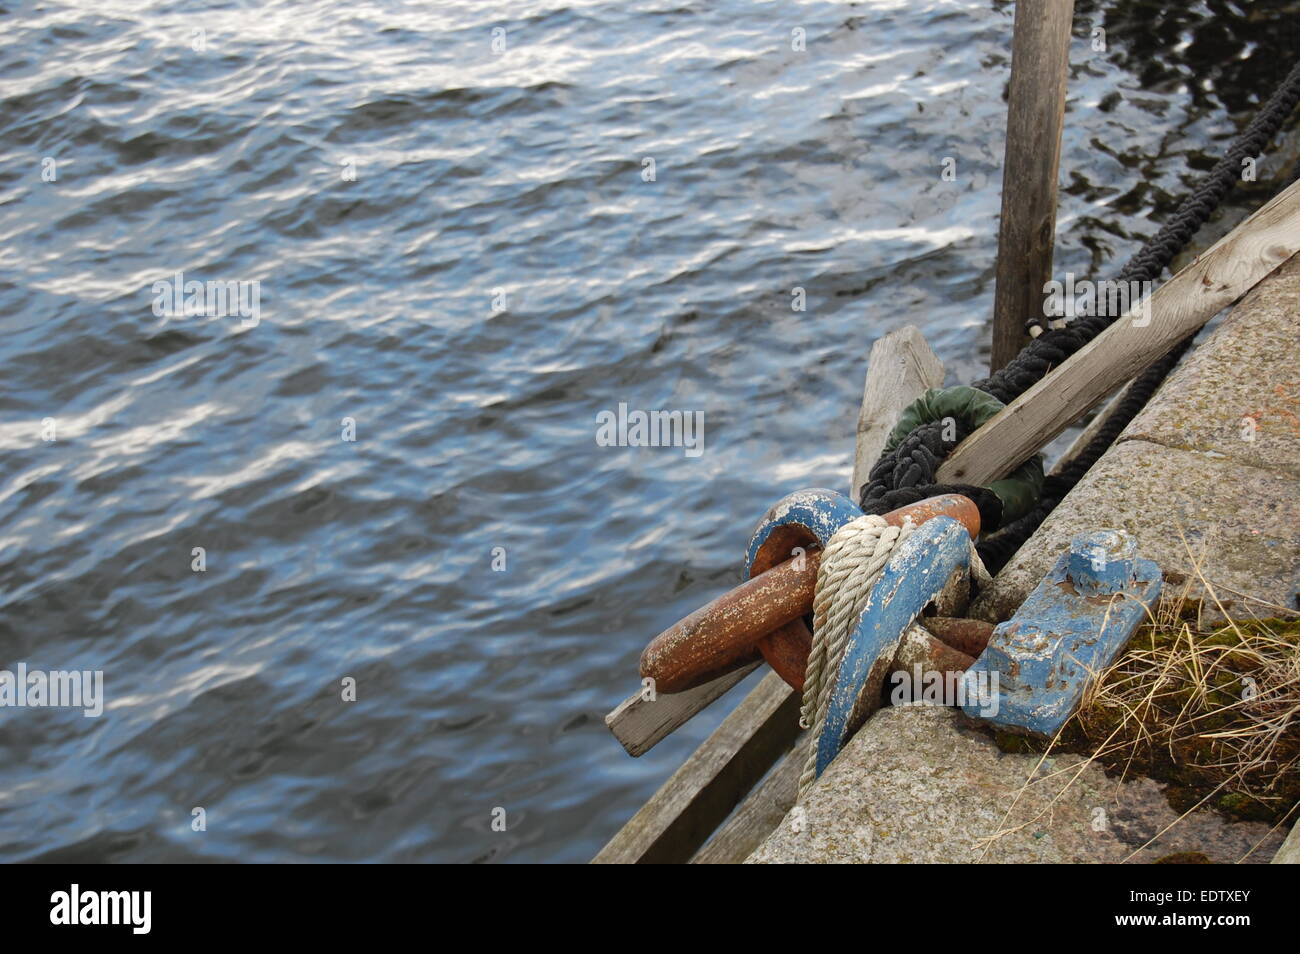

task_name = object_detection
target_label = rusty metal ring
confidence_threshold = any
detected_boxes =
[748,491,981,691]
[639,491,981,694]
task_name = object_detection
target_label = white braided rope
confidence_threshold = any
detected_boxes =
[797,514,915,797]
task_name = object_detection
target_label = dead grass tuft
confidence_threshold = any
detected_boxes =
[1065,587,1300,823]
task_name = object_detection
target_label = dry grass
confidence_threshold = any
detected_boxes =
[1061,583,1300,823]
[979,587,1299,861]
[977,535,1299,860]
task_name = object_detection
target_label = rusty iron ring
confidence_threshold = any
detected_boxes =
[639,490,981,693]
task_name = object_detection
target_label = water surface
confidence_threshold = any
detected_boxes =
[0,0,1296,862]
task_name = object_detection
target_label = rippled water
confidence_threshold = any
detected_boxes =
[0,0,1296,863]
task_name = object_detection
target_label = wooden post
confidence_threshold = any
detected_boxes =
[990,0,1075,372]
[851,326,946,498]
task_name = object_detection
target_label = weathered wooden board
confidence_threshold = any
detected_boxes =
[851,325,946,498]
[1273,821,1300,864]
[1049,387,1123,476]
[592,671,800,864]
[990,0,1076,371]
[690,746,802,864]
[939,179,1300,488]
[605,661,761,757]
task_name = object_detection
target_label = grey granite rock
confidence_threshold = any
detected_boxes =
[748,262,1300,865]
[747,707,1283,864]
[1123,254,1300,478]
[972,440,1300,624]
[1273,823,1300,864]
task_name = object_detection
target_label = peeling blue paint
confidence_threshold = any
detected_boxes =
[743,488,862,577]
[962,530,1162,737]
[816,516,973,777]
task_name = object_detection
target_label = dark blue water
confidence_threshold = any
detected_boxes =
[1,0,1296,862]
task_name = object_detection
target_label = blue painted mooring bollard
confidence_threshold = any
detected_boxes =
[815,516,975,777]
[961,529,1161,737]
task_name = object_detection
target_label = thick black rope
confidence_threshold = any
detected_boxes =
[984,59,1300,403]
[858,417,1006,531]
[858,59,1300,570]
[976,332,1193,572]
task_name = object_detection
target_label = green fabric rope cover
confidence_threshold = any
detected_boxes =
[882,386,1044,526]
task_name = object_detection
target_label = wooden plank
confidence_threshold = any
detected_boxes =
[690,746,802,864]
[605,661,760,757]
[1273,821,1300,864]
[1050,387,1124,475]
[592,671,800,864]
[851,325,946,498]
[990,0,1075,371]
[939,179,1300,488]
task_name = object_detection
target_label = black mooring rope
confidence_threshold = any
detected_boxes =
[975,332,1194,572]
[858,59,1300,572]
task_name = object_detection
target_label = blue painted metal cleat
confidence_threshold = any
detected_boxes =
[961,529,1161,737]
